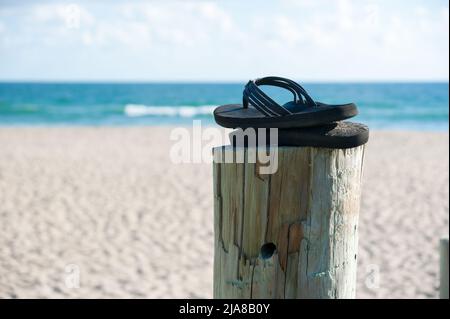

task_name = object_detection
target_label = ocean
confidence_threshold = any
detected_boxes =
[0,82,448,130]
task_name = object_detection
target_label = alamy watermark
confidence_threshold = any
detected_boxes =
[169,120,279,174]
[64,4,81,29]
[364,263,380,290]
[65,263,81,289]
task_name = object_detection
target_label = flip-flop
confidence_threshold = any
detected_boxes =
[229,121,369,149]
[214,76,358,129]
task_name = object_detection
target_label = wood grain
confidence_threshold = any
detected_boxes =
[213,145,365,299]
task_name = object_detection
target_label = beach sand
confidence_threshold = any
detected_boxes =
[0,127,448,299]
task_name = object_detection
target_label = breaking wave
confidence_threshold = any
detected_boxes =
[124,104,215,117]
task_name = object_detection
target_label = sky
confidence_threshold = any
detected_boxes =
[0,0,448,82]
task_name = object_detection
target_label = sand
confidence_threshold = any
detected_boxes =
[0,127,448,299]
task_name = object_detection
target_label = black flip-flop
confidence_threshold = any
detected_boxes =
[229,122,369,149]
[214,76,358,129]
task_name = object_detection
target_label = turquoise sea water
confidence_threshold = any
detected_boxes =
[0,82,448,130]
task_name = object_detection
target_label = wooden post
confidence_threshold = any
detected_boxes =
[212,125,367,299]
[440,238,449,299]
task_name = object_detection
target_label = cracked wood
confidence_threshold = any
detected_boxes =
[213,145,365,299]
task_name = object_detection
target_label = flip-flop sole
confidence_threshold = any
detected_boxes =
[229,121,369,149]
[214,103,358,129]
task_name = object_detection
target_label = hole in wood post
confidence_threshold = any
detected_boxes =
[260,243,276,259]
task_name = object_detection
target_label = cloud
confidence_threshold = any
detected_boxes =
[198,2,233,32]
[0,0,448,81]
[31,3,95,26]
[0,1,236,49]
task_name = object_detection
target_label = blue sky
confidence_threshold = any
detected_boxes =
[0,0,448,82]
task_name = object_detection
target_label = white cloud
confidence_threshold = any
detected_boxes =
[198,2,233,32]
[32,3,95,27]
[0,0,448,81]
[337,0,354,30]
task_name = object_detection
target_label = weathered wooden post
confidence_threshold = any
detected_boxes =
[440,238,449,299]
[212,122,369,299]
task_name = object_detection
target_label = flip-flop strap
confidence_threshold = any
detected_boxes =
[257,76,316,105]
[243,76,316,117]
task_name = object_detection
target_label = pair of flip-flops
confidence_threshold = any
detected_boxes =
[214,76,368,149]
